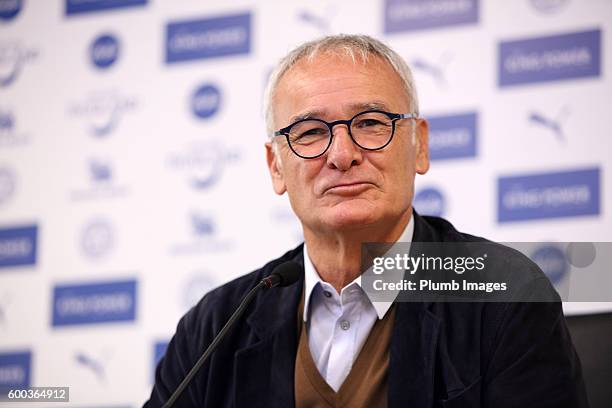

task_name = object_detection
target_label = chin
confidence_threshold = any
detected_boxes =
[321,202,381,230]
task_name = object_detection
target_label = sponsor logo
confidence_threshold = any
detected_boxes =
[530,0,570,14]
[0,0,21,21]
[191,84,221,120]
[65,0,146,16]
[498,167,600,222]
[67,91,138,138]
[52,279,137,326]
[0,167,15,205]
[0,224,37,269]
[411,52,453,87]
[296,7,336,33]
[0,351,30,394]
[169,212,233,256]
[182,273,215,310]
[0,110,12,130]
[74,351,108,382]
[530,245,568,284]
[90,33,120,69]
[414,187,445,217]
[499,29,601,87]
[191,213,215,237]
[80,218,114,259]
[69,158,129,201]
[384,0,479,33]
[528,106,569,141]
[165,12,251,63]
[90,158,112,182]
[0,109,30,147]
[165,141,239,191]
[0,41,38,88]
[427,112,477,160]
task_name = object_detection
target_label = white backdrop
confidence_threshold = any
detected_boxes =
[1,0,610,406]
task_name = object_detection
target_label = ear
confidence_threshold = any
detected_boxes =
[265,141,287,195]
[414,119,430,175]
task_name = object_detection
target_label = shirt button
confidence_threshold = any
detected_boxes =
[340,320,350,330]
[323,291,332,298]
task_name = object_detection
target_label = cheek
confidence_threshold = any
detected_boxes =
[283,161,319,198]
[384,149,417,197]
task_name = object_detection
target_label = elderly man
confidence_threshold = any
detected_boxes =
[145,35,588,407]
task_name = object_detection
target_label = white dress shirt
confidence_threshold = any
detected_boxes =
[302,216,414,391]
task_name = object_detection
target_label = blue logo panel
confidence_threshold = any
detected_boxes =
[0,351,31,394]
[498,167,600,222]
[91,34,120,69]
[427,112,477,160]
[0,225,37,269]
[166,13,251,63]
[152,340,168,382]
[0,110,13,130]
[52,279,137,326]
[191,84,221,119]
[414,187,445,217]
[0,0,22,21]
[66,0,146,15]
[384,0,479,33]
[530,245,569,284]
[499,29,601,87]
[154,341,168,364]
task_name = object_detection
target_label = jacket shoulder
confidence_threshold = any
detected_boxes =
[184,244,304,331]
[420,214,548,284]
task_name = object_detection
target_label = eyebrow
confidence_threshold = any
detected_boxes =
[289,110,325,123]
[347,101,391,112]
[288,101,392,124]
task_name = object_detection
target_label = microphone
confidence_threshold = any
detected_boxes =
[162,261,301,408]
[262,260,302,288]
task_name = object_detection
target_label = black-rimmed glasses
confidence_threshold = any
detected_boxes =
[273,110,418,159]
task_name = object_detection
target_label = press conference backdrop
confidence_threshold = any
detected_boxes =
[0,0,610,405]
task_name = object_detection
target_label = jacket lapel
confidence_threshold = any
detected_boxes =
[388,211,442,407]
[234,253,304,408]
[388,301,440,408]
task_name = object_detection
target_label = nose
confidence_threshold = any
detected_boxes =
[325,124,363,171]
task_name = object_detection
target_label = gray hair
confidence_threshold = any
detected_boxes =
[263,34,419,137]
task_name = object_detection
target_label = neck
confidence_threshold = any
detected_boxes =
[303,210,412,293]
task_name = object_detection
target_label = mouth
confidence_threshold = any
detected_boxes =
[324,182,375,196]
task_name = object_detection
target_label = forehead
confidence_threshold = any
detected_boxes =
[273,52,409,126]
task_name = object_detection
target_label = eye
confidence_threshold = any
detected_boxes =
[289,121,328,143]
[300,127,328,137]
[355,118,385,128]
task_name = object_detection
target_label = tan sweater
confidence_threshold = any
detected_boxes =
[295,293,396,408]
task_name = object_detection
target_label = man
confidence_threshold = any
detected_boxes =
[145,35,588,407]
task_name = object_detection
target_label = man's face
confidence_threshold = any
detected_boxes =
[266,53,429,235]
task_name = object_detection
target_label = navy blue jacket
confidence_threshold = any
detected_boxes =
[145,213,588,407]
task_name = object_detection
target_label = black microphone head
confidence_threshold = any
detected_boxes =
[269,261,302,287]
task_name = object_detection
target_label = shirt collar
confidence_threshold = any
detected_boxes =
[302,215,415,321]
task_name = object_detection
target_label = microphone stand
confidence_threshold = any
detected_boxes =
[162,280,267,408]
